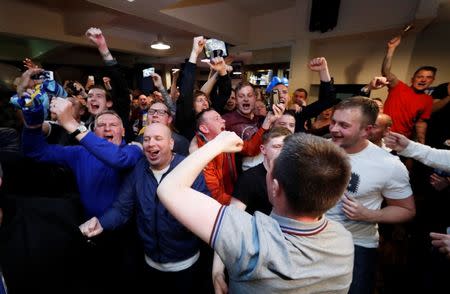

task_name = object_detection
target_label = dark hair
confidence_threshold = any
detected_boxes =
[282,109,296,120]
[334,96,379,127]
[272,133,351,216]
[235,81,255,96]
[294,88,308,98]
[195,108,213,131]
[88,85,112,102]
[413,66,437,77]
[150,100,172,117]
[262,126,291,145]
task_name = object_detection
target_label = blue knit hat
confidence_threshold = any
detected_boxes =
[266,76,289,92]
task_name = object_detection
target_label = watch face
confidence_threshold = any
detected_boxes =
[79,125,88,132]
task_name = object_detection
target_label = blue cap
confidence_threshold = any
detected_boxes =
[266,76,289,92]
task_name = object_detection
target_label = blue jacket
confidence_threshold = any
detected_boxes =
[22,128,143,218]
[100,154,210,264]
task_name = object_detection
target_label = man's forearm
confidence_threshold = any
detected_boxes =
[415,120,427,144]
[381,49,395,77]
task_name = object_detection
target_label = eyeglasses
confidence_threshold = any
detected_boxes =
[148,109,168,115]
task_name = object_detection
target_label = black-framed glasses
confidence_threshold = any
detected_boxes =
[148,109,168,115]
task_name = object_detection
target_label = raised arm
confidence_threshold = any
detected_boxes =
[169,69,180,102]
[386,131,450,172]
[381,36,400,88]
[51,98,142,168]
[151,72,176,115]
[85,27,132,141]
[177,36,206,120]
[297,57,338,131]
[157,131,243,243]
[85,27,114,62]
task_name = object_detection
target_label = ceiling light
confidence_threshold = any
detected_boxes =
[127,0,135,2]
[233,71,242,75]
[151,35,170,50]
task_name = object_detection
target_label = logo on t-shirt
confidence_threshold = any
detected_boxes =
[347,172,360,194]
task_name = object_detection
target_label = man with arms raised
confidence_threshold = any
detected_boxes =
[79,123,209,294]
[157,131,354,293]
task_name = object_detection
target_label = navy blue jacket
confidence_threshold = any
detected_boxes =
[100,154,210,263]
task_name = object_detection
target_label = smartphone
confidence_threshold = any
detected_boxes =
[143,67,155,78]
[266,89,280,111]
[31,70,54,81]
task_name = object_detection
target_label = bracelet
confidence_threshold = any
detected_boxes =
[101,50,111,58]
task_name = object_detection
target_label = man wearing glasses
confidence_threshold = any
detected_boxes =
[137,101,189,156]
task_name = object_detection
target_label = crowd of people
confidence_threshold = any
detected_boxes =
[0,26,449,294]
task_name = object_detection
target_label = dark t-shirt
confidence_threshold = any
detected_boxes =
[232,163,271,215]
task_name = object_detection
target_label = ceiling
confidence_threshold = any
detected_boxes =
[0,0,448,68]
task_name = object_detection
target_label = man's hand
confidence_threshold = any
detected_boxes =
[189,36,206,63]
[85,27,107,49]
[430,173,450,191]
[23,57,39,70]
[308,57,328,72]
[192,36,206,56]
[103,76,112,90]
[342,194,372,221]
[208,57,227,76]
[50,97,77,128]
[17,68,43,97]
[214,131,244,153]
[430,232,450,259]
[387,36,401,50]
[79,217,103,238]
[213,272,228,294]
[151,72,164,90]
[369,76,389,90]
[262,103,285,130]
[384,131,410,152]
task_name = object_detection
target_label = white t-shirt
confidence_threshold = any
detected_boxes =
[326,142,412,248]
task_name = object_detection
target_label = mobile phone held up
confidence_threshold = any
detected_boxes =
[266,89,280,111]
[31,70,54,81]
[143,67,155,78]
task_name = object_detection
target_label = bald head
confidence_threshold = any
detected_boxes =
[143,123,174,170]
[369,113,392,147]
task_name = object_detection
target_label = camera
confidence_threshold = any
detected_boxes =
[204,39,228,59]
[143,67,155,78]
[31,70,54,81]
[266,89,280,111]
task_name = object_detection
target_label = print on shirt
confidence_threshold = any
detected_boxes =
[347,172,360,194]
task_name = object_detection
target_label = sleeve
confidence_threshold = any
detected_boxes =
[79,132,142,168]
[241,128,264,156]
[400,140,450,172]
[99,169,137,230]
[203,156,232,205]
[210,206,272,278]
[103,63,133,141]
[177,62,197,122]
[159,87,177,116]
[22,127,79,167]
[212,74,232,114]
[296,81,339,132]
[382,158,413,199]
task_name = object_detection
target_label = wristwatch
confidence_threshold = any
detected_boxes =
[69,124,88,139]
